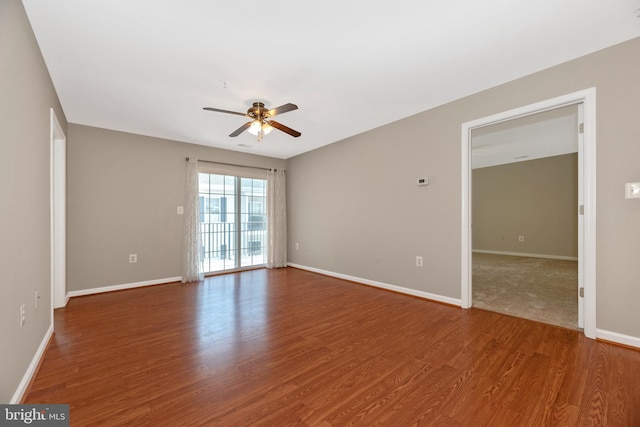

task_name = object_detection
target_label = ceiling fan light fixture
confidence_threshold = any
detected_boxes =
[248,120,262,136]
[262,122,273,135]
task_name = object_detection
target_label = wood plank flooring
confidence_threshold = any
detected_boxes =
[25,267,640,426]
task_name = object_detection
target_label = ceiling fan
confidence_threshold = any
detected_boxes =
[203,101,301,141]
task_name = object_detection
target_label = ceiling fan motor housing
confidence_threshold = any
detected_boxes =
[249,102,268,120]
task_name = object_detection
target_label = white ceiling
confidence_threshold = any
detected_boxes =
[472,104,578,169]
[22,0,640,159]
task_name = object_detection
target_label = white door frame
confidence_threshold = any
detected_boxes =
[50,108,67,313]
[460,88,596,339]
[577,103,585,329]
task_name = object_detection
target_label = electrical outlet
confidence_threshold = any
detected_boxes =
[625,182,640,199]
[518,236,525,242]
[295,243,299,250]
[416,256,424,267]
[35,291,40,309]
[20,304,25,327]
[129,254,138,263]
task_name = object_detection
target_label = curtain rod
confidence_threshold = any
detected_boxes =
[185,157,278,172]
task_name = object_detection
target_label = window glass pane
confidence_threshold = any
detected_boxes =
[240,177,266,267]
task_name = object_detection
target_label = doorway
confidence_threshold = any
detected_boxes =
[50,108,67,312]
[461,89,597,339]
[199,172,267,274]
[471,106,579,329]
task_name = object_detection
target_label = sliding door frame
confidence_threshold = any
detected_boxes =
[198,167,268,275]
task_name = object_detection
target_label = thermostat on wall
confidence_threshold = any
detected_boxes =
[417,178,429,186]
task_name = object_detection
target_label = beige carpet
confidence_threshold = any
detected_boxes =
[472,253,578,330]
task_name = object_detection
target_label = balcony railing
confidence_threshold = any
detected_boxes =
[200,221,266,272]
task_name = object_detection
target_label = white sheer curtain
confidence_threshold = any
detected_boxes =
[182,158,204,282]
[267,169,287,268]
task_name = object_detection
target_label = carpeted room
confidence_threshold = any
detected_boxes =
[471,117,580,330]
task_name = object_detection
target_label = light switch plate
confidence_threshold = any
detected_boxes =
[625,182,640,199]
[177,206,184,214]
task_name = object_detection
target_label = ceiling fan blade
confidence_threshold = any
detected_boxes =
[229,121,253,137]
[268,120,301,138]
[266,103,298,117]
[203,107,247,117]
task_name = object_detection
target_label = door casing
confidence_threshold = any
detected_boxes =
[460,88,596,339]
[50,108,67,313]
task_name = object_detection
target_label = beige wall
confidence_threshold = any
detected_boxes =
[66,124,285,292]
[0,0,67,402]
[472,154,578,258]
[286,37,640,339]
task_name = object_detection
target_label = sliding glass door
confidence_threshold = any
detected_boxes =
[199,173,267,273]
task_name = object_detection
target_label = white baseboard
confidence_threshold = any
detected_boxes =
[55,293,70,309]
[11,324,53,403]
[287,263,462,307]
[66,276,182,299]
[473,249,578,261]
[597,329,640,349]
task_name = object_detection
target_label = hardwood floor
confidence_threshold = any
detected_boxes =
[25,268,639,426]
